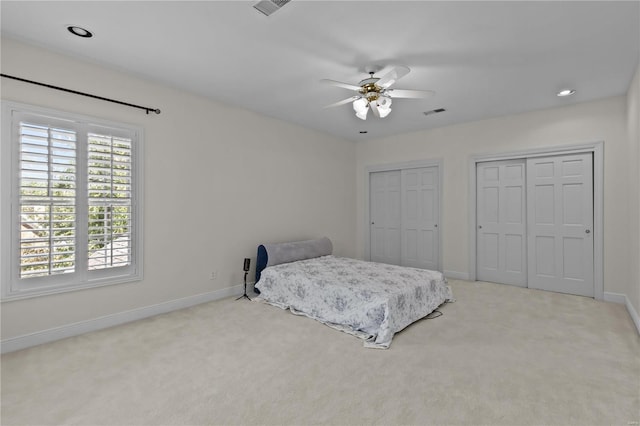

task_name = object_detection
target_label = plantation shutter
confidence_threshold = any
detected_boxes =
[18,121,77,278]
[87,132,133,270]
[4,102,143,300]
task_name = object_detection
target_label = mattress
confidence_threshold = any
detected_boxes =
[254,255,453,348]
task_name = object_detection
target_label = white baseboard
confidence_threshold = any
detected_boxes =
[4,284,637,354]
[626,297,640,335]
[603,291,626,304]
[1,284,243,354]
[604,291,640,335]
[444,270,470,281]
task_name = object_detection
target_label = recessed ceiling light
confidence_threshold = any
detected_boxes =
[67,25,93,38]
[557,89,576,97]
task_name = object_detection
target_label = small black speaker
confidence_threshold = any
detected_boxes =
[237,258,252,301]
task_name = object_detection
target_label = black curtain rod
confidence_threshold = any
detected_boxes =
[1,73,161,115]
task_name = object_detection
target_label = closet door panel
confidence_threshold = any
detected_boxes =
[477,160,527,286]
[370,170,402,265]
[526,153,593,297]
[401,167,439,270]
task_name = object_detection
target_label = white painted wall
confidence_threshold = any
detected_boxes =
[2,36,637,342]
[356,96,630,296]
[627,62,640,317]
[0,38,357,339]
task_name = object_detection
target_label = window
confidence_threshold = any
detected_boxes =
[1,102,143,300]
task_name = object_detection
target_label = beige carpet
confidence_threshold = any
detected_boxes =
[2,280,639,425]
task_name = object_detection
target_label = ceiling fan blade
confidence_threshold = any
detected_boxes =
[369,102,380,118]
[323,95,361,108]
[376,65,411,88]
[386,89,436,99]
[320,79,363,92]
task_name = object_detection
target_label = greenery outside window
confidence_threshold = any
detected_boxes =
[1,102,143,300]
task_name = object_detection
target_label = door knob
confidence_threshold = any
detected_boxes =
[371,222,375,225]
[585,229,590,234]
[434,224,438,228]
[478,225,483,229]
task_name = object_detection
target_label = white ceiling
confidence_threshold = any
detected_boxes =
[1,1,639,141]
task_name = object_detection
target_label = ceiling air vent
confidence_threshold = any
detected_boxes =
[254,0,291,16]
[423,108,446,116]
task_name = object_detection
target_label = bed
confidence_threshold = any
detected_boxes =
[253,237,453,349]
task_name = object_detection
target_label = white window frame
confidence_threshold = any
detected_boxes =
[1,101,144,301]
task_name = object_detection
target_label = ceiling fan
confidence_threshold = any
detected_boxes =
[322,65,435,120]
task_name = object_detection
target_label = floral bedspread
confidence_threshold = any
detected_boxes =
[254,255,453,348]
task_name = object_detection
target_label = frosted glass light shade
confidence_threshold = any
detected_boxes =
[378,107,391,118]
[378,96,392,108]
[355,108,368,120]
[353,97,368,112]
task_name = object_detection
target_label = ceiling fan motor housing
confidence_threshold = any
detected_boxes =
[359,78,382,102]
[364,91,379,102]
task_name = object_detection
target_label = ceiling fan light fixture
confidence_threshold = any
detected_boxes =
[378,96,392,108]
[324,66,432,121]
[378,107,392,118]
[353,97,368,113]
[355,108,368,120]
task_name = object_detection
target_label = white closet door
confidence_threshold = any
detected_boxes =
[370,170,402,265]
[401,167,439,270]
[526,153,594,297]
[476,160,527,286]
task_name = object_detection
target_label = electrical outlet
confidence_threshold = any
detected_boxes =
[209,271,218,280]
